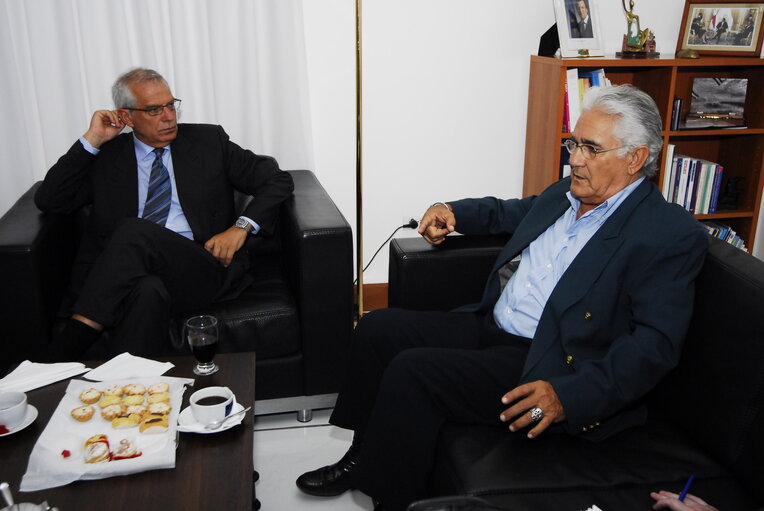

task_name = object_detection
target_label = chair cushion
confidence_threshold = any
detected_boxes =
[186,255,300,360]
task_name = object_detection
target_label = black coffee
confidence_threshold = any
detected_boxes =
[196,395,227,406]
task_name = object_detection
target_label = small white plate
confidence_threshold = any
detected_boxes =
[177,402,245,434]
[0,405,38,437]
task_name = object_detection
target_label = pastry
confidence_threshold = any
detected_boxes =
[126,404,148,417]
[111,413,142,429]
[122,395,145,407]
[148,382,169,394]
[101,404,124,420]
[148,402,171,415]
[103,384,124,397]
[79,388,102,404]
[84,434,110,463]
[111,438,142,460]
[147,392,170,404]
[123,383,146,396]
[98,395,122,409]
[71,405,95,422]
[139,414,169,434]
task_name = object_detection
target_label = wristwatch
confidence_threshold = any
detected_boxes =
[234,217,253,233]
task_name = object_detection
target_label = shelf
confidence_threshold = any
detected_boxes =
[524,55,764,250]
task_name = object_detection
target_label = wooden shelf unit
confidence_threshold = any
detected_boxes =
[523,55,764,249]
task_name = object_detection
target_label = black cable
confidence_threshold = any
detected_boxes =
[354,219,418,285]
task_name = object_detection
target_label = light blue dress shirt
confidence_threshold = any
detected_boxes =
[79,135,260,239]
[493,177,645,339]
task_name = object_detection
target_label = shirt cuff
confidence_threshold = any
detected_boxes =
[239,216,261,235]
[78,137,100,155]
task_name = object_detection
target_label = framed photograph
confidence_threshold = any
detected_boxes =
[676,1,764,56]
[553,0,605,57]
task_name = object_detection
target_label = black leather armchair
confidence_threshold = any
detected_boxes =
[0,170,353,409]
[389,235,764,511]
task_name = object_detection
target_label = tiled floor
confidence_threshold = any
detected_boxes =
[253,409,373,510]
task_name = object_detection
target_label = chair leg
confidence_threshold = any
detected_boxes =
[253,470,261,510]
[296,409,312,423]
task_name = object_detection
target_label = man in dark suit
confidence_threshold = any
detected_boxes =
[576,0,593,38]
[35,68,293,359]
[296,84,708,511]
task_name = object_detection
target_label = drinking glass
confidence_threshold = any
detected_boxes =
[186,315,219,375]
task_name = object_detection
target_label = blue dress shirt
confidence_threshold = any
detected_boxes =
[493,177,645,338]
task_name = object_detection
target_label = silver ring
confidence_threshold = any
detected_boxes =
[529,407,544,422]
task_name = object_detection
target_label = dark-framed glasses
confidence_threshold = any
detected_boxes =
[127,98,181,116]
[562,138,626,160]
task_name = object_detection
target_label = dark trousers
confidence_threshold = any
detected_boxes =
[73,218,228,355]
[330,308,531,511]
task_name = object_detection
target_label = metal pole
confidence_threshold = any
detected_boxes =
[355,0,364,319]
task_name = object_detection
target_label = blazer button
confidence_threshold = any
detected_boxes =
[566,355,574,365]
[584,312,592,320]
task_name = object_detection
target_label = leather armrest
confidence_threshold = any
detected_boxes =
[280,170,354,395]
[388,235,509,312]
[0,182,81,370]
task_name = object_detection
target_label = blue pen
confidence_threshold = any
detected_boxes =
[678,474,695,502]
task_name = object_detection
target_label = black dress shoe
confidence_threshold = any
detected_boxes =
[296,438,361,497]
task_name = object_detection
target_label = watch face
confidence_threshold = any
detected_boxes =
[236,218,249,230]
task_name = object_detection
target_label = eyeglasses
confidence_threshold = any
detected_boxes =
[562,138,626,160]
[127,98,181,116]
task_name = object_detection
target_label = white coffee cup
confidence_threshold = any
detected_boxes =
[0,391,28,429]
[190,386,234,424]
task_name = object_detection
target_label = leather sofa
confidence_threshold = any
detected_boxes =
[0,170,353,405]
[389,234,764,511]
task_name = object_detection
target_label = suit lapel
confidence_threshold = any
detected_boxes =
[521,179,654,376]
[168,129,203,237]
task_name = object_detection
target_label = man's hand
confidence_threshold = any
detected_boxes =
[650,491,718,511]
[417,203,456,245]
[204,226,249,267]
[82,110,126,148]
[499,380,566,439]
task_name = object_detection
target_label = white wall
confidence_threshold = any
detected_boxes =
[303,0,752,284]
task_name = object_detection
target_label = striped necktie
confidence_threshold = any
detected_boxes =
[142,147,171,226]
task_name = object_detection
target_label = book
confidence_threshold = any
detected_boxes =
[709,166,724,213]
[661,144,676,201]
[670,97,683,131]
[566,68,581,132]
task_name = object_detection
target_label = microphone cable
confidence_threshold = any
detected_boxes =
[354,219,418,285]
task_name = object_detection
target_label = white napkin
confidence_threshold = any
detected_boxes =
[0,361,90,393]
[83,352,174,381]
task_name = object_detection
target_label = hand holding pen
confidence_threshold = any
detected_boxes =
[650,491,718,510]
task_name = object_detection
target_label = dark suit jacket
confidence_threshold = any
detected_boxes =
[35,123,294,299]
[578,17,593,38]
[450,177,708,440]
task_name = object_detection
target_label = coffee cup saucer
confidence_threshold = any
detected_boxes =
[0,405,38,437]
[177,402,245,434]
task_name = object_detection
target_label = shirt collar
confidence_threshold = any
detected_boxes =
[566,176,645,219]
[133,134,170,161]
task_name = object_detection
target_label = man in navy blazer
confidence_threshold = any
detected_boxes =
[35,68,293,359]
[297,85,707,511]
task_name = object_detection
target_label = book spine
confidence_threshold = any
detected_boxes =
[709,166,724,213]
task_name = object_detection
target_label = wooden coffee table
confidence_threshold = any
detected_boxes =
[0,352,257,510]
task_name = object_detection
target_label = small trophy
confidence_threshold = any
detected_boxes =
[617,0,660,58]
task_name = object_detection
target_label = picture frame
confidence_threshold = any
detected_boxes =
[676,0,764,56]
[553,0,605,57]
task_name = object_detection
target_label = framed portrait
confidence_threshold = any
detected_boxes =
[553,0,605,57]
[676,0,764,56]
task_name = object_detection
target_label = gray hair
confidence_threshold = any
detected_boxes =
[580,84,663,178]
[112,68,169,109]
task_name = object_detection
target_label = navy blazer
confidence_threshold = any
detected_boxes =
[35,124,294,298]
[450,177,708,440]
